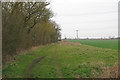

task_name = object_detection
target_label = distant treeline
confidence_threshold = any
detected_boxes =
[63,37,119,40]
[2,2,61,64]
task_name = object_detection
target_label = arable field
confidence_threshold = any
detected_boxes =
[67,40,118,50]
[3,41,118,78]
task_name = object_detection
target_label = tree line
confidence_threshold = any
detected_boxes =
[2,1,61,64]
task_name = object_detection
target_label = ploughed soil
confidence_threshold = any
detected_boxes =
[61,40,81,46]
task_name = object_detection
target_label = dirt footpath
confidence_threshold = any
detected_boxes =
[24,56,46,78]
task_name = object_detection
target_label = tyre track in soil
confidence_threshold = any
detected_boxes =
[24,56,46,78]
[54,44,63,78]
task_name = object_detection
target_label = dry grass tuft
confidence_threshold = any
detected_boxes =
[101,63,118,78]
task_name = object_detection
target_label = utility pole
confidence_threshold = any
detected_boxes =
[76,30,79,40]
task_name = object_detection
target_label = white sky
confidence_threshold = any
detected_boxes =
[50,0,119,39]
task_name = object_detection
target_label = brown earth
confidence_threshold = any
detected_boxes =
[60,40,81,46]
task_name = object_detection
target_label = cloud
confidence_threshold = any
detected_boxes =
[50,0,118,39]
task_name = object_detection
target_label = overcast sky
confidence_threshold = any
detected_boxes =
[50,0,119,39]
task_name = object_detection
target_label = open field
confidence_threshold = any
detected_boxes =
[67,40,118,50]
[3,41,118,78]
